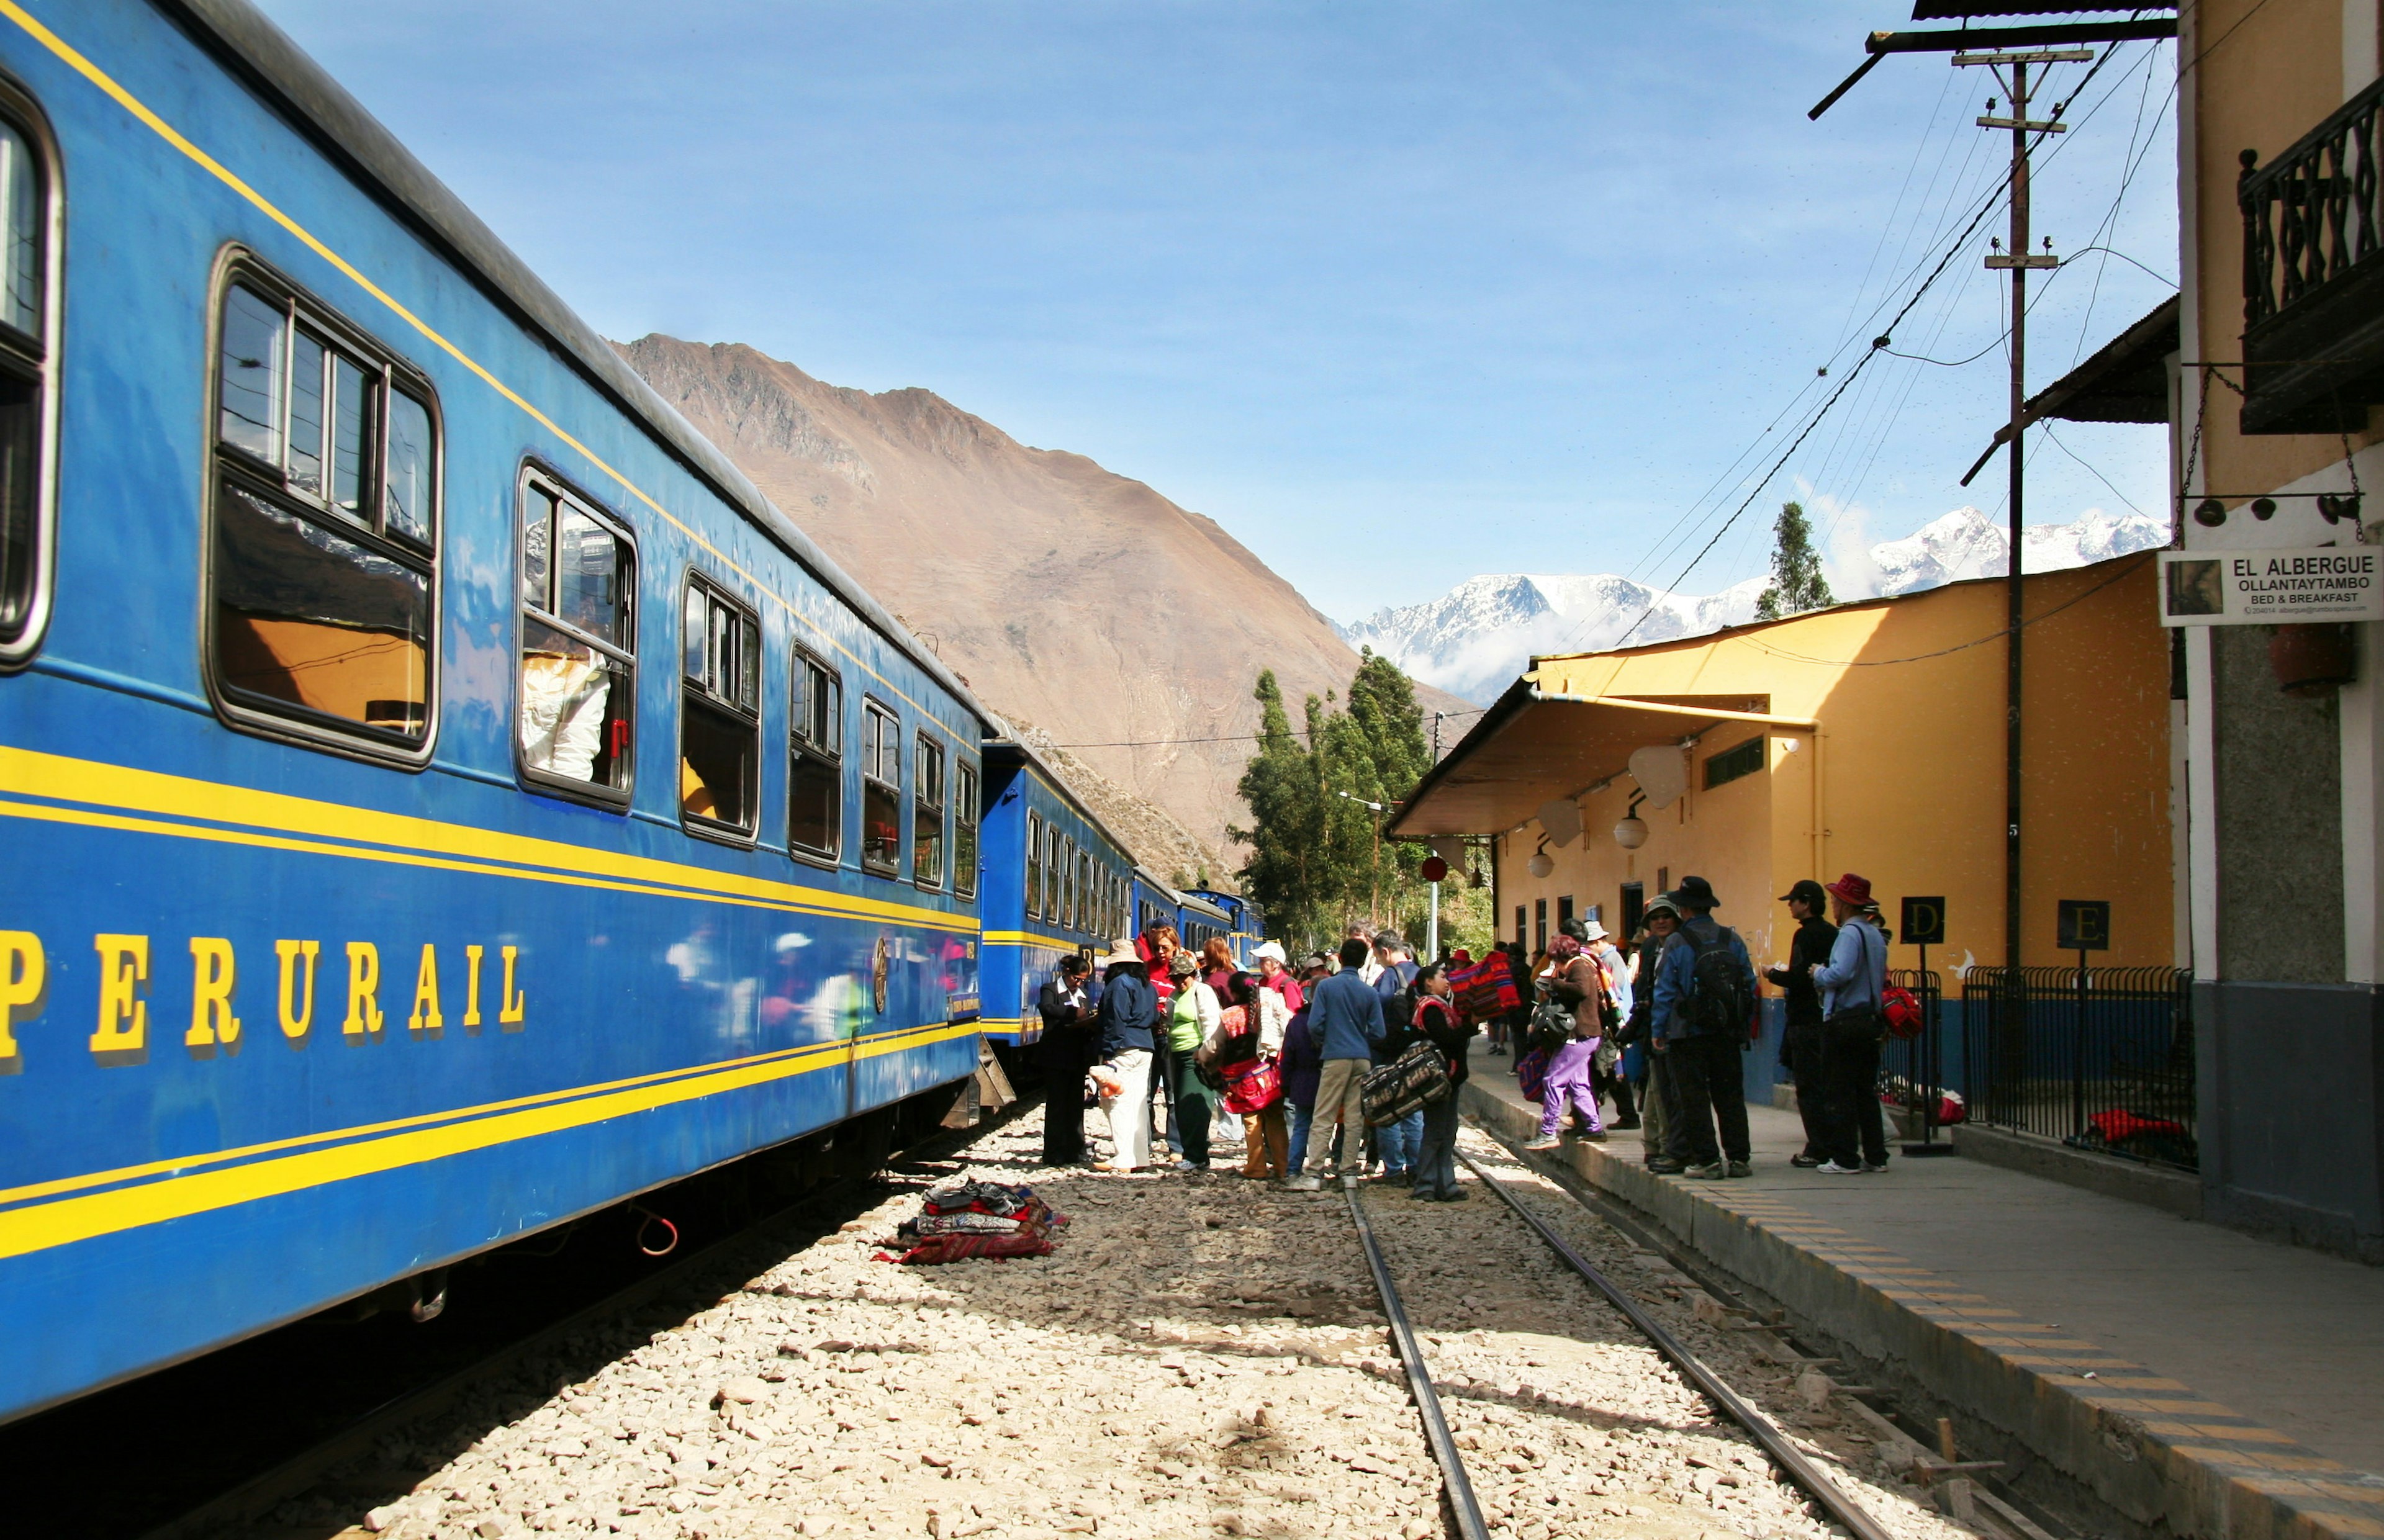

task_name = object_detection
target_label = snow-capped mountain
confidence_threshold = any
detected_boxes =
[1343,507,2166,705]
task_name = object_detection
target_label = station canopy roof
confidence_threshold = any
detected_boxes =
[1388,680,1818,840]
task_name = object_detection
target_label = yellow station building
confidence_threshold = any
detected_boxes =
[1393,552,2175,977]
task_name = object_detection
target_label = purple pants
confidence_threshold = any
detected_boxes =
[1540,1037,1603,1137]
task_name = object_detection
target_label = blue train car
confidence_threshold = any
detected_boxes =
[977,737,1133,1051]
[0,0,991,1425]
[1177,891,1232,958]
[1188,888,1267,966]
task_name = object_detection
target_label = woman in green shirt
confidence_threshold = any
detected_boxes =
[1165,951,1221,1171]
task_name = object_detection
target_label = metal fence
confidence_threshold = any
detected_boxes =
[1959,965,2197,1171]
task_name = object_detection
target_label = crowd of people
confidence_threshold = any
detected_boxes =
[1032,870,1896,1188]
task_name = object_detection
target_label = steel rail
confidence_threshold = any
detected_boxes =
[1457,1149,1901,1540]
[1342,1178,1492,1540]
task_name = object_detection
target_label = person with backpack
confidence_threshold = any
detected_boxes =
[1581,918,1640,1130]
[1525,930,1610,1150]
[1283,938,1388,1190]
[1809,873,1893,1174]
[1369,930,1424,1181]
[1648,876,1759,1179]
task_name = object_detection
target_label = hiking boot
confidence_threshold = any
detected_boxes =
[1816,1160,1863,1174]
[1862,1160,1890,1174]
[1281,1174,1322,1191]
[1682,1161,1727,1180]
[1523,1137,1563,1152]
[1611,1117,1642,1130]
[1789,1153,1824,1168]
[1725,1160,1753,1178]
[1645,1157,1685,1174]
[1575,1128,1609,1143]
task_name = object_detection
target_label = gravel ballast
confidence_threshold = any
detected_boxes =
[279,1115,1985,1540]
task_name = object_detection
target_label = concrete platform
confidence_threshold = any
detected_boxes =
[1464,1066,2384,1540]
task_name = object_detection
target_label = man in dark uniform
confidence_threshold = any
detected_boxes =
[1037,955,1096,1166]
[1766,880,1838,1168]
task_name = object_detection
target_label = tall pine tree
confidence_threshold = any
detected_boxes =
[1754,500,1835,621]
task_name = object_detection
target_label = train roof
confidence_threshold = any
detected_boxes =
[169,0,990,729]
[982,734,1140,865]
[1132,867,1185,908]
[1178,891,1230,925]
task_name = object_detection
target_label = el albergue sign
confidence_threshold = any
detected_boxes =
[2159,546,2384,626]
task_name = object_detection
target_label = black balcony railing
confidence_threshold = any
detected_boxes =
[2238,73,2384,433]
[1960,965,2197,1171]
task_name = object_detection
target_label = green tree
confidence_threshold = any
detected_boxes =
[1235,651,1459,954]
[1754,500,1835,621]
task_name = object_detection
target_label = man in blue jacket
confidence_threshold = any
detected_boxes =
[1283,937,1386,1189]
[1649,876,1758,1180]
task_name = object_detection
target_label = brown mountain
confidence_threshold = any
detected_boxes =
[619,335,1456,876]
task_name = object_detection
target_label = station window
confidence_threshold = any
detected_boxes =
[517,474,634,801]
[954,762,980,899]
[1025,813,1044,919]
[209,262,440,757]
[680,577,759,837]
[913,733,947,890]
[788,648,842,862]
[860,700,901,873]
[0,106,56,665]
[1704,735,1766,790]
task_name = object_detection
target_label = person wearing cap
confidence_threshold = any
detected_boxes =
[1766,880,1840,1168]
[1810,873,1892,1174]
[1253,940,1304,1014]
[1648,875,1759,1179]
[1092,940,1160,1173]
[1581,917,1640,1131]
[1627,899,1685,1169]
[1162,950,1222,1172]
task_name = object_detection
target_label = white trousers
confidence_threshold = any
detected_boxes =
[1099,1049,1155,1169]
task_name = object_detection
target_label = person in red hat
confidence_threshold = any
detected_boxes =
[1810,873,1892,1174]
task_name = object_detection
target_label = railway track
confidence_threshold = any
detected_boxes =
[1343,1120,2084,1540]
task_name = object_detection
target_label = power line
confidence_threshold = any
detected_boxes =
[1054,708,1490,752]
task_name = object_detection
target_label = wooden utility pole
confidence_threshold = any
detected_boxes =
[1963,45,2083,971]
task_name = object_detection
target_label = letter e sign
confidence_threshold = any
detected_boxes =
[2057,900,2110,952]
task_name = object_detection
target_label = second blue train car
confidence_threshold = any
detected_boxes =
[977,737,1135,1054]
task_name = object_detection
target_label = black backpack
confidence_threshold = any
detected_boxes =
[1682,924,1754,1037]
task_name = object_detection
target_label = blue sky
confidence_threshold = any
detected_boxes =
[253,1,2178,622]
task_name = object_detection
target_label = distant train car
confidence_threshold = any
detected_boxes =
[977,737,1134,1058]
[1176,891,1232,957]
[1189,888,1267,966]
[0,0,987,1426]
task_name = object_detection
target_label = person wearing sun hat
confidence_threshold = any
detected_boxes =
[1810,873,1892,1174]
[1253,939,1305,1014]
[1092,939,1159,1173]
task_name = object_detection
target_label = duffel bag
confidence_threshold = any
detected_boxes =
[1361,1042,1450,1127]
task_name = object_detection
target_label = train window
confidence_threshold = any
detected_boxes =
[1062,835,1078,930]
[954,761,980,899]
[1025,813,1043,919]
[517,474,634,802]
[788,648,841,862]
[0,106,55,663]
[1077,850,1093,936]
[860,700,901,873]
[209,261,438,758]
[679,577,759,837]
[1042,822,1060,922]
[913,732,946,890]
